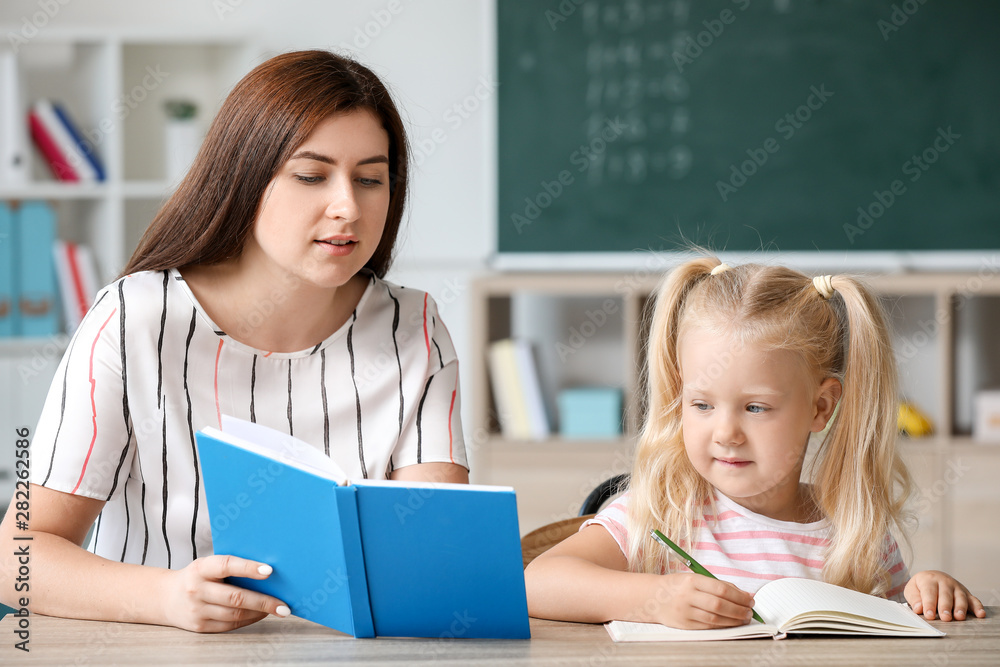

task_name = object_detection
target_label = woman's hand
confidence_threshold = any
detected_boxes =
[647,573,756,630]
[904,570,986,621]
[160,555,290,633]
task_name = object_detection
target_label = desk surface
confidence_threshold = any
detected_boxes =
[4,609,997,666]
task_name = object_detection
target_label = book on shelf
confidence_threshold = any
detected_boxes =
[13,201,59,337]
[53,240,99,333]
[605,577,944,642]
[512,338,551,439]
[0,203,15,336]
[487,338,550,440]
[51,102,105,181]
[28,99,103,183]
[0,45,31,185]
[195,415,531,639]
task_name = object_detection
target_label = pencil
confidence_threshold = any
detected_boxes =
[650,528,765,624]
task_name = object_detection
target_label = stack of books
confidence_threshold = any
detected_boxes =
[487,338,551,440]
[27,98,105,183]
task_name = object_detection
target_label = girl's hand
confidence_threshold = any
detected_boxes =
[904,570,986,621]
[649,573,757,630]
[160,555,291,632]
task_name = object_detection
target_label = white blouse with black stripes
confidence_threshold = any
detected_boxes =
[30,269,468,570]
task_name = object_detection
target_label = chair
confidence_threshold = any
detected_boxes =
[520,473,629,568]
[578,473,629,516]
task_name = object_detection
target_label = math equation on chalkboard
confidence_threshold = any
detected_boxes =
[498,0,1000,255]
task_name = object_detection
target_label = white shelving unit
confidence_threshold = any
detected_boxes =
[471,271,1000,597]
[0,28,259,509]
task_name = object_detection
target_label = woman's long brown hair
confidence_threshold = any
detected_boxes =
[120,50,409,278]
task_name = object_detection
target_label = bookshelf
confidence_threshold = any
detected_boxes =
[0,30,257,283]
[0,28,258,511]
[470,270,1000,596]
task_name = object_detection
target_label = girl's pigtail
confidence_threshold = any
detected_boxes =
[625,257,719,573]
[815,277,912,595]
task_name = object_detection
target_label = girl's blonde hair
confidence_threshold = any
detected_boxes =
[626,257,913,596]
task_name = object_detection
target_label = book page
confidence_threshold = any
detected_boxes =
[214,415,349,483]
[753,578,943,636]
[352,478,513,492]
[605,620,779,642]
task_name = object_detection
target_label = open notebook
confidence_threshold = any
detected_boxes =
[606,578,944,642]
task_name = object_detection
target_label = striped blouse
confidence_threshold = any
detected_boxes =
[585,490,909,601]
[30,269,467,569]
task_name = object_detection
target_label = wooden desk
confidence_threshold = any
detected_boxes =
[5,609,997,665]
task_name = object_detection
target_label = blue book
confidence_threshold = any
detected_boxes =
[0,202,16,336]
[195,416,531,639]
[51,102,105,181]
[16,201,59,337]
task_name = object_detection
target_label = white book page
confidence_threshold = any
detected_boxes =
[605,620,778,642]
[753,578,943,636]
[352,478,513,492]
[211,415,349,484]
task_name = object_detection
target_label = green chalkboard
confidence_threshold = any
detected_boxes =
[497,0,1000,255]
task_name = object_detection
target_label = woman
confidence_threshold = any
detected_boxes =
[0,50,468,633]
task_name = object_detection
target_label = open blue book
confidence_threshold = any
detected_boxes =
[196,416,530,639]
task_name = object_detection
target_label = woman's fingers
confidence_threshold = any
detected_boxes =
[195,554,275,581]
[189,555,291,619]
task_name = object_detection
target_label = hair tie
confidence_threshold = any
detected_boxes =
[710,263,730,276]
[813,275,835,299]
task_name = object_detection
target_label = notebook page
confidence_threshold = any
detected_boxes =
[216,416,349,483]
[754,578,943,635]
[605,620,778,642]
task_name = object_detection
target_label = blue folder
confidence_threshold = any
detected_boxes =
[16,201,59,336]
[196,421,531,639]
[0,202,15,337]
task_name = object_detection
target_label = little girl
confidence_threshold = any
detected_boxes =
[0,51,468,633]
[526,257,984,629]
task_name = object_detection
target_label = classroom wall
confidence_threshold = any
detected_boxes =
[0,0,498,440]
[6,0,994,454]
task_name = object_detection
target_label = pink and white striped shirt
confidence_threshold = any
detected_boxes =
[584,490,909,601]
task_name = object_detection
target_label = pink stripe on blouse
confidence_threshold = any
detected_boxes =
[693,541,825,569]
[422,293,430,360]
[213,339,224,428]
[711,529,831,547]
[72,308,117,494]
[447,374,457,463]
[708,565,791,582]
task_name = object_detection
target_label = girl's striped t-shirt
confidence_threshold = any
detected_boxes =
[585,490,909,601]
[30,268,468,570]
